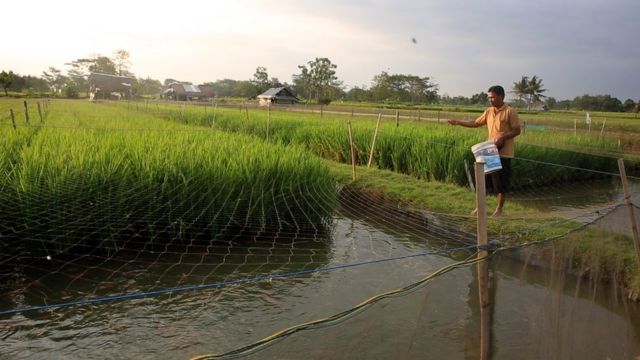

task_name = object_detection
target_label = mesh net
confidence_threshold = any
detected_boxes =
[1,100,639,359]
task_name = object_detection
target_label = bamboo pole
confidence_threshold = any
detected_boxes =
[464,159,475,191]
[10,109,16,130]
[600,117,607,136]
[348,120,356,181]
[267,102,271,141]
[23,101,30,126]
[37,102,43,123]
[395,110,399,127]
[574,118,577,135]
[474,161,490,360]
[367,113,382,168]
[618,158,640,264]
[211,102,218,128]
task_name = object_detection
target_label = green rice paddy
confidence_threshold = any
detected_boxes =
[0,100,336,254]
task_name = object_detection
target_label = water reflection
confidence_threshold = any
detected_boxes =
[1,188,640,359]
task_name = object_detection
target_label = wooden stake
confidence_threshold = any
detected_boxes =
[395,110,399,127]
[348,120,356,181]
[23,101,30,126]
[37,102,43,123]
[367,113,382,168]
[245,106,249,121]
[464,159,475,191]
[474,161,490,360]
[10,109,16,130]
[574,118,577,135]
[600,117,607,136]
[417,109,421,122]
[320,104,324,119]
[618,158,640,264]
[211,102,218,128]
[267,102,271,141]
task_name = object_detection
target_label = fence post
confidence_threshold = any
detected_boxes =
[348,120,356,181]
[618,158,640,264]
[600,118,607,136]
[37,102,43,123]
[10,109,17,130]
[267,102,271,141]
[395,110,399,127]
[367,113,382,168]
[23,101,30,126]
[474,161,490,360]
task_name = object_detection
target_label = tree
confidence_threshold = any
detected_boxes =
[42,67,68,94]
[113,49,132,76]
[292,64,312,100]
[571,94,623,112]
[512,75,547,109]
[369,71,438,103]
[346,86,372,102]
[623,99,636,112]
[512,76,529,104]
[252,66,270,92]
[0,70,15,96]
[470,92,488,105]
[134,77,163,97]
[234,80,259,99]
[544,97,557,110]
[293,57,342,102]
[207,79,239,97]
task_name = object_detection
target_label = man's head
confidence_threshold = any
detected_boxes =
[487,85,505,108]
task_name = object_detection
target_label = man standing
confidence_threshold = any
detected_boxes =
[448,85,521,216]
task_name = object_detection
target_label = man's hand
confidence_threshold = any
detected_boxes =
[447,119,458,126]
[494,137,504,149]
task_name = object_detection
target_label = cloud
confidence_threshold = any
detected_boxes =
[2,0,638,100]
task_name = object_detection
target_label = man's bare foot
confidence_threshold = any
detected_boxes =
[470,208,478,216]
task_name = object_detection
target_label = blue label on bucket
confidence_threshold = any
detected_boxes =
[477,155,502,173]
[471,141,502,174]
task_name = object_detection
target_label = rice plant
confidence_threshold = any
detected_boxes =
[0,100,337,256]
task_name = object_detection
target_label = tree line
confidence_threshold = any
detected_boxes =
[1,51,638,112]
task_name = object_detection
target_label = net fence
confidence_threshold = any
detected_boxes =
[0,99,638,359]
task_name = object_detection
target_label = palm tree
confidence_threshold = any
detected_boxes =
[513,76,529,105]
[512,75,547,109]
[526,75,547,108]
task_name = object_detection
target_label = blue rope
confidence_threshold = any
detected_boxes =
[0,244,477,316]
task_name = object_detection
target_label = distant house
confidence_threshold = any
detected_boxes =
[88,73,134,100]
[257,87,299,106]
[162,83,215,101]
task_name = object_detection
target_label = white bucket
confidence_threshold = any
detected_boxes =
[471,141,502,174]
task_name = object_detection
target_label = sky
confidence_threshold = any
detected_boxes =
[2,0,639,101]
